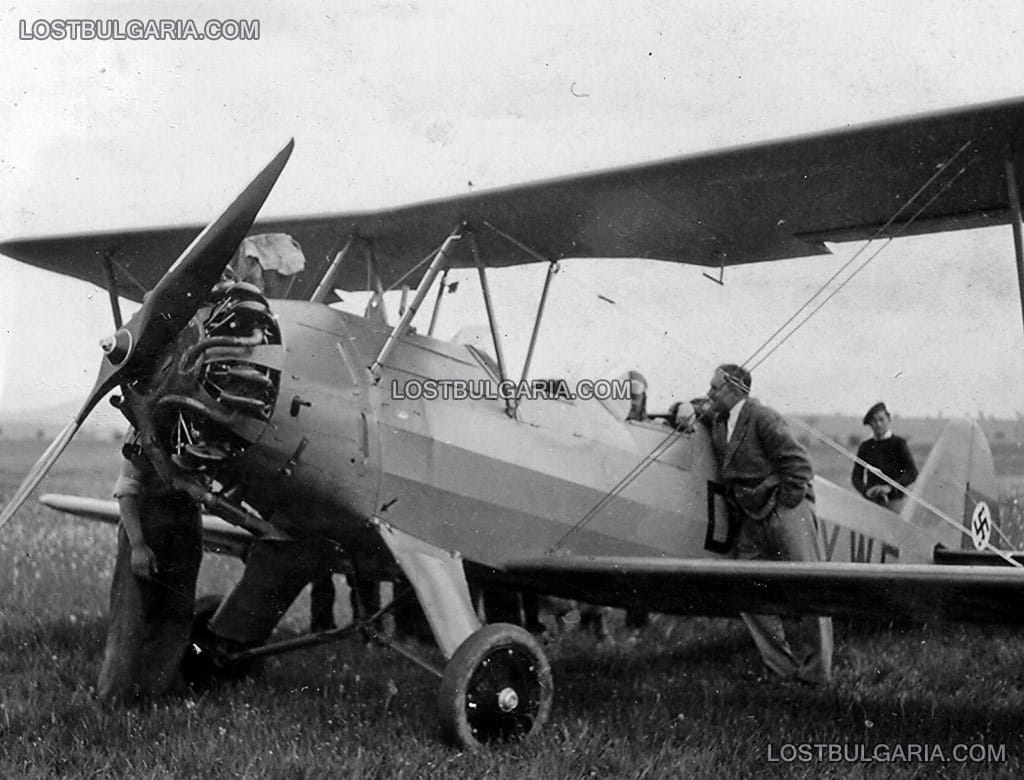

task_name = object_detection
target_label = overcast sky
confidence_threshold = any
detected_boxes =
[2,1,1024,420]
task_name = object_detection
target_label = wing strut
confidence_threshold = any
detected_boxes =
[427,267,451,336]
[468,229,512,414]
[101,251,123,328]
[516,258,559,416]
[1004,158,1024,338]
[478,219,563,417]
[369,223,465,380]
[310,234,358,304]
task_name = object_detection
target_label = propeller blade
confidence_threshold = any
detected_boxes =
[0,420,79,529]
[0,345,126,528]
[116,139,295,378]
[0,140,295,527]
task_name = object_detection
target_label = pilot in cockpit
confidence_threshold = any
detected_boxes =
[625,370,649,423]
[624,370,693,431]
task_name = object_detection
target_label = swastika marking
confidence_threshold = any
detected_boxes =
[971,501,992,551]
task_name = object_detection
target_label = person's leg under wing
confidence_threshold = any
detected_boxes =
[135,496,202,695]
[733,508,802,678]
[766,499,833,684]
[207,538,333,647]
[97,528,146,704]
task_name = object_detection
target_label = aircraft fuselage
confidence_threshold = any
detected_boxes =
[173,300,931,579]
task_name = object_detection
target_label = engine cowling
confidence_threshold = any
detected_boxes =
[151,281,282,473]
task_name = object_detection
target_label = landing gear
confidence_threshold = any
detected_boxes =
[437,623,553,749]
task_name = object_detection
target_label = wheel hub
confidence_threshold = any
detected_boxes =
[438,624,554,749]
[497,686,519,712]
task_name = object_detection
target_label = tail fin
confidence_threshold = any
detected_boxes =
[900,418,998,551]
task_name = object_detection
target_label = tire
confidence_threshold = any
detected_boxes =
[437,623,553,749]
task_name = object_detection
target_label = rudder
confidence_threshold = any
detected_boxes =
[899,418,999,551]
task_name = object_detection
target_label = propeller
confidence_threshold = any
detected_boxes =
[0,140,295,529]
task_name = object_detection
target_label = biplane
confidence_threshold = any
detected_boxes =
[4,97,1024,749]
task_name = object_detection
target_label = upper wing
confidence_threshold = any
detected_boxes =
[504,556,1024,625]
[4,97,1024,299]
[40,493,253,559]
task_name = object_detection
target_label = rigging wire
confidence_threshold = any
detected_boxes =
[742,141,975,371]
[548,423,687,553]
[469,219,713,553]
[747,151,979,371]
[787,416,1022,568]
[385,240,447,293]
[547,140,1015,556]
[556,262,714,370]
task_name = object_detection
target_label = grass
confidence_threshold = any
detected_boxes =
[2,439,1024,778]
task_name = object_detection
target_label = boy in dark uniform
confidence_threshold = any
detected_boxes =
[851,402,918,513]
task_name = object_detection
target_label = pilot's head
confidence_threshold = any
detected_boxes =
[708,363,751,415]
[626,370,648,421]
[863,401,891,439]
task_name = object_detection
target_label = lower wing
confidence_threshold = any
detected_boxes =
[504,556,1024,624]
[41,493,253,559]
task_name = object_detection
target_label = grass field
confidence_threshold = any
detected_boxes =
[2,439,1024,778]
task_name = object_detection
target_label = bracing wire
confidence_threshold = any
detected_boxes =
[385,240,447,293]
[546,139,1010,554]
[787,416,1023,568]
[548,423,687,553]
[742,141,975,371]
[471,221,718,552]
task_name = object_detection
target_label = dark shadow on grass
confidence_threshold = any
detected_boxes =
[546,615,1024,749]
[814,688,1024,751]
[837,618,1022,644]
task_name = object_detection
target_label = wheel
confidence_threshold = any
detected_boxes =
[437,623,553,749]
